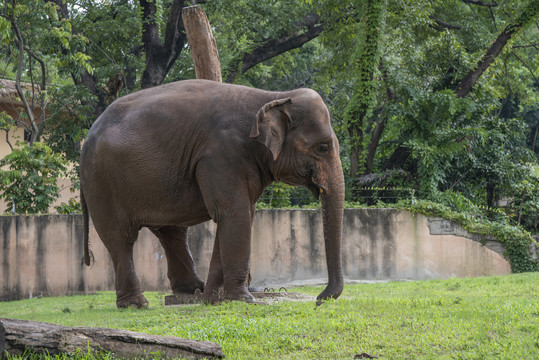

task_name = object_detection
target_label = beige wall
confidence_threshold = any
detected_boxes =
[0,209,511,301]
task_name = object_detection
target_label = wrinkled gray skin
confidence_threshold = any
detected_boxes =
[80,79,344,308]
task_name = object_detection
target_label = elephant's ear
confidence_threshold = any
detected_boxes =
[250,98,292,160]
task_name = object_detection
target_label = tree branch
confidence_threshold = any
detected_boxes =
[462,0,499,7]
[11,15,39,143]
[429,16,462,30]
[513,43,539,49]
[21,44,47,143]
[225,12,323,83]
[511,50,538,83]
[1,128,14,151]
[455,0,537,98]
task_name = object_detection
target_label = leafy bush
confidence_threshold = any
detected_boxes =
[505,165,539,234]
[0,142,66,214]
[257,182,316,209]
[55,197,82,214]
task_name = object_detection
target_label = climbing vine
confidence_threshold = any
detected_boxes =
[344,0,387,189]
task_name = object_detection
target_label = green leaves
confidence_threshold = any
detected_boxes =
[0,142,67,214]
[0,17,11,45]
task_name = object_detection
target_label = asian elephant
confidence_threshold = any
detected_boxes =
[79,79,344,308]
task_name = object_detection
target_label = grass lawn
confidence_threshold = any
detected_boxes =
[1,273,538,359]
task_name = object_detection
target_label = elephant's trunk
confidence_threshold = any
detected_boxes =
[316,154,345,305]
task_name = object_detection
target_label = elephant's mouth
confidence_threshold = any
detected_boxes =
[308,183,321,200]
[308,166,322,200]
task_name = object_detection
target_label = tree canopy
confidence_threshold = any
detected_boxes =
[0,0,538,240]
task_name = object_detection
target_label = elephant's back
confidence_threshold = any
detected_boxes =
[89,80,278,137]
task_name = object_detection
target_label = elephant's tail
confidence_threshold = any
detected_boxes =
[81,187,93,266]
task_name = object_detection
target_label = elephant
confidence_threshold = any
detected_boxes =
[79,79,344,308]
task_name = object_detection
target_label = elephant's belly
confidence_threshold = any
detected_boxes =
[136,193,213,228]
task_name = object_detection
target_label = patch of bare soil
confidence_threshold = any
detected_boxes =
[251,291,315,304]
[164,290,315,306]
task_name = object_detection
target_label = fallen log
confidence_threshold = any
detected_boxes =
[0,318,224,359]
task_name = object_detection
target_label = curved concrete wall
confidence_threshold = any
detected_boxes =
[0,209,511,301]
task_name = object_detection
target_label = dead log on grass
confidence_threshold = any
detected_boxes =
[0,318,224,359]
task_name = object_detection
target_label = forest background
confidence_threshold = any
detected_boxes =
[0,0,537,270]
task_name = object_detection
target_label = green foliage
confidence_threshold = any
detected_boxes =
[0,111,17,149]
[204,0,316,84]
[2,274,538,359]
[344,0,387,178]
[55,197,82,215]
[505,165,539,233]
[0,142,66,214]
[257,182,317,209]
[43,83,95,183]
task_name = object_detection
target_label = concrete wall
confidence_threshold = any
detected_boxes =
[0,209,511,301]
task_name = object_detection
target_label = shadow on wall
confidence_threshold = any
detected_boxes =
[0,209,511,301]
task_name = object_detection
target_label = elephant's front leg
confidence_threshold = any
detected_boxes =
[196,155,256,302]
[201,233,224,302]
[216,207,255,302]
[203,203,256,303]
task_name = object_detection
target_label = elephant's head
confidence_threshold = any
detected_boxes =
[250,89,344,303]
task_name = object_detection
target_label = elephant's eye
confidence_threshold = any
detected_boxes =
[315,143,330,156]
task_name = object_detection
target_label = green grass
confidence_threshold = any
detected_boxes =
[1,274,538,359]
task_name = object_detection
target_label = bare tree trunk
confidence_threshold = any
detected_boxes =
[182,6,222,82]
[0,318,224,360]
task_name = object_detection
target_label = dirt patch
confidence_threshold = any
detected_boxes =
[164,291,315,306]
[251,291,315,304]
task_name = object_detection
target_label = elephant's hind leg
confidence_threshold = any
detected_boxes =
[150,226,205,295]
[98,226,149,309]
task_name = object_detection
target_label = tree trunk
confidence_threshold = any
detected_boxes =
[0,318,224,360]
[364,86,395,174]
[140,0,188,89]
[365,116,387,174]
[532,124,538,153]
[182,6,222,82]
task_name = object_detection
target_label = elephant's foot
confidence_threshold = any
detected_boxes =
[171,277,205,296]
[116,291,149,309]
[195,286,255,304]
[224,287,255,303]
[194,287,223,304]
